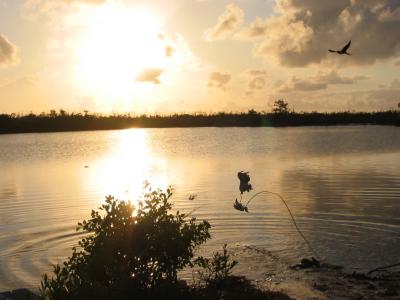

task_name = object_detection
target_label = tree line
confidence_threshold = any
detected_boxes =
[0,103,399,134]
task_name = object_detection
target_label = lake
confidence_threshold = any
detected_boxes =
[1,126,400,291]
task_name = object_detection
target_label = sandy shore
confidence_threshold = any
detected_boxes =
[230,245,400,300]
[2,245,400,300]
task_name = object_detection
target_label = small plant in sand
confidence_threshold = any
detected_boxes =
[195,244,238,286]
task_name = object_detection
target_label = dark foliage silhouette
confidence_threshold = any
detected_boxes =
[38,188,293,300]
[195,244,238,286]
[40,189,211,300]
[272,99,290,114]
[0,108,399,134]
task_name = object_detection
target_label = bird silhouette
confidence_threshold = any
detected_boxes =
[238,171,252,194]
[329,40,351,55]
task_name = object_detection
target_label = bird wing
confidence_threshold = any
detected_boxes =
[328,49,336,53]
[341,40,351,52]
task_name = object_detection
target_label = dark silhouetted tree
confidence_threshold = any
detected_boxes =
[272,99,290,114]
[40,188,211,300]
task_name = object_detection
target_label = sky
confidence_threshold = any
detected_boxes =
[0,0,400,114]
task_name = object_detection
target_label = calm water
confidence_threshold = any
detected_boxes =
[1,126,400,290]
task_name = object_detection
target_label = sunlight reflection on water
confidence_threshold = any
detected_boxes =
[83,129,170,204]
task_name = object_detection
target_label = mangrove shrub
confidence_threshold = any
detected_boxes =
[40,188,211,300]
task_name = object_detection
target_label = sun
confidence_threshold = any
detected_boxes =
[73,3,167,101]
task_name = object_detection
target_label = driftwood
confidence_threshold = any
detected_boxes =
[244,190,321,260]
[368,262,400,275]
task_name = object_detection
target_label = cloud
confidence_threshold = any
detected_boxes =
[165,45,175,57]
[317,71,369,85]
[276,71,368,92]
[26,0,105,6]
[0,34,18,66]
[244,69,268,95]
[136,68,164,84]
[23,0,105,20]
[237,17,269,39]
[277,76,327,92]
[238,0,400,67]
[24,0,105,13]
[247,70,268,77]
[208,71,231,89]
[310,87,400,111]
[160,33,212,72]
[205,3,244,40]
[269,84,400,112]
[64,0,105,4]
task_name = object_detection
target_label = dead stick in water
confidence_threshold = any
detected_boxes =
[368,262,400,275]
[245,190,321,261]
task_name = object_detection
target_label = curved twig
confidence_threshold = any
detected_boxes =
[245,190,320,260]
[368,262,400,275]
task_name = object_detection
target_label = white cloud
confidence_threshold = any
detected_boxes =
[136,68,164,84]
[208,71,231,89]
[0,34,18,65]
[205,3,244,40]
[23,0,105,20]
[275,71,368,92]
[244,69,268,95]
[165,45,174,57]
[237,0,400,67]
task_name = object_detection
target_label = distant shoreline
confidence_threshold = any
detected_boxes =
[0,110,399,134]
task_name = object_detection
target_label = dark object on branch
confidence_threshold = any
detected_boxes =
[329,40,352,55]
[233,199,248,212]
[238,171,252,194]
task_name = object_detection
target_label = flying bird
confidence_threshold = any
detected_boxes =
[328,40,352,55]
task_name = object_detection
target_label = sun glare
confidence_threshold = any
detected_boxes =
[87,129,170,205]
[74,3,166,101]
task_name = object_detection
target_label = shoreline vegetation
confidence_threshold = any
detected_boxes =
[36,188,293,300]
[1,188,399,299]
[0,109,399,134]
